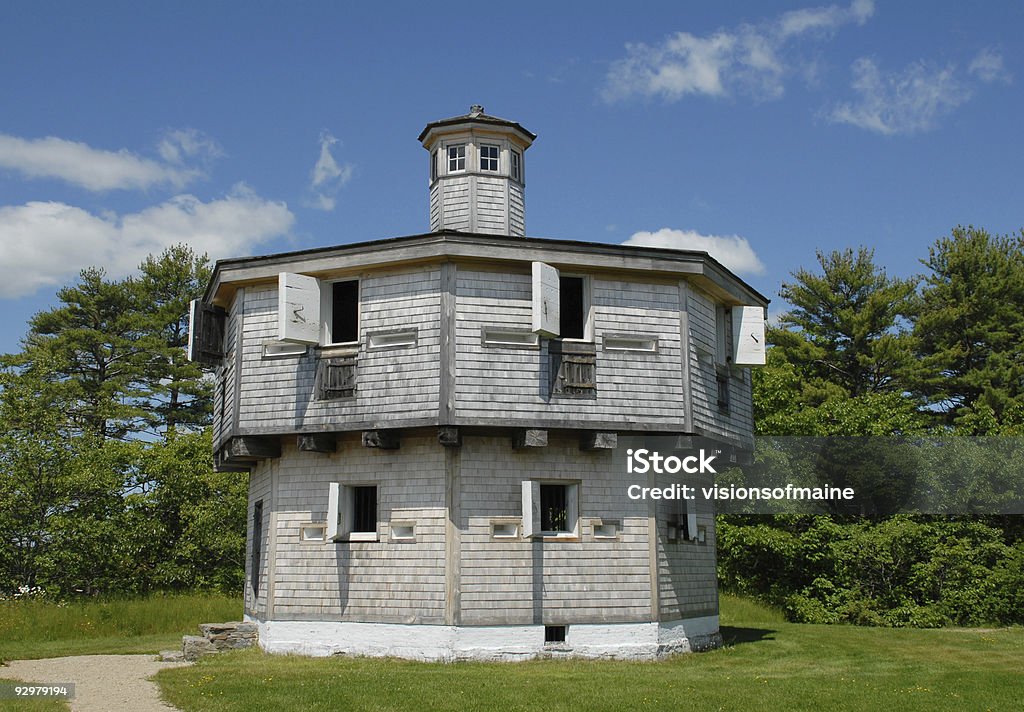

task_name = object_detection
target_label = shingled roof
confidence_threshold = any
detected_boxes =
[417,105,536,143]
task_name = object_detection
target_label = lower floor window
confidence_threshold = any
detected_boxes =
[522,481,579,537]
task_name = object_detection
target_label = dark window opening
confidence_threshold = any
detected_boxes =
[251,500,263,596]
[717,374,730,414]
[352,486,377,533]
[430,149,437,182]
[540,484,568,532]
[559,276,585,339]
[331,280,359,343]
[545,625,567,643]
[511,151,521,181]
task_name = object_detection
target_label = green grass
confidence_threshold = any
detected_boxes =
[0,593,242,661]
[156,595,1024,712]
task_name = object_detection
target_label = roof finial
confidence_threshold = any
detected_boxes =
[469,104,484,117]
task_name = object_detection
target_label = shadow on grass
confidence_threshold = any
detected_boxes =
[720,626,776,646]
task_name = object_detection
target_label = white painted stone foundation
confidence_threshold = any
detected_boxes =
[247,615,720,661]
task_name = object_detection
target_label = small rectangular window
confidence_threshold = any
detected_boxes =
[717,372,730,414]
[593,520,619,539]
[448,144,466,172]
[545,625,567,644]
[390,521,415,541]
[352,486,377,533]
[480,144,499,171]
[541,484,568,533]
[251,500,263,595]
[430,149,438,182]
[511,151,521,181]
[559,276,585,339]
[331,280,359,344]
[491,521,520,538]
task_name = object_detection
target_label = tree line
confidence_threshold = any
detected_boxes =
[720,225,1024,626]
[1,228,1021,626]
[0,246,244,597]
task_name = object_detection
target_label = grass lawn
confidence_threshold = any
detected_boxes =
[156,595,1024,712]
[0,593,241,661]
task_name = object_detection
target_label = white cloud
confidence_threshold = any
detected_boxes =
[777,0,873,39]
[968,48,1011,84]
[828,58,973,135]
[0,132,217,192]
[601,0,873,103]
[157,128,223,165]
[623,228,766,275]
[307,131,354,212]
[0,186,294,298]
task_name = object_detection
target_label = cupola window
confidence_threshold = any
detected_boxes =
[447,144,466,173]
[480,144,499,172]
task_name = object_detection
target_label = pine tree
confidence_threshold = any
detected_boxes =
[914,226,1024,430]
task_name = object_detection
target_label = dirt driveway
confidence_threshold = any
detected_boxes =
[0,654,188,711]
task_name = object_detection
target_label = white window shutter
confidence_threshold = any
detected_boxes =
[187,298,202,362]
[686,503,698,542]
[731,306,766,365]
[521,480,541,538]
[531,262,560,338]
[327,483,342,540]
[278,273,321,344]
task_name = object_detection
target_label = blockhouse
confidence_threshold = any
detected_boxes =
[189,107,768,660]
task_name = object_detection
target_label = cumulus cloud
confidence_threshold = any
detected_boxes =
[828,57,978,135]
[601,0,873,103]
[623,228,766,275]
[0,130,219,192]
[307,131,354,212]
[0,186,294,298]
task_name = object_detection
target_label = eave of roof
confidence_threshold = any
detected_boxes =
[417,112,537,143]
[205,230,770,308]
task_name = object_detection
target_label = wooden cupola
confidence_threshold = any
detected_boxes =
[419,105,535,236]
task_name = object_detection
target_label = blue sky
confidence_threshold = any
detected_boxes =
[1,1,1021,354]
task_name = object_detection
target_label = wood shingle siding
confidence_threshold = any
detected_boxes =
[234,267,441,433]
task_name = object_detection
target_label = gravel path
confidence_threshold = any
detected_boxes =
[0,654,189,711]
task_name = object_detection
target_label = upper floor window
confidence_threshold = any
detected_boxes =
[511,150,521,181]
[447,144,466,173]
[559,276,586,340]
[430,149,438,182]
[327,280,359,345]
[480,144,499,172]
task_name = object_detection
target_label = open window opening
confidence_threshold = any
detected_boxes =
[328,483,379,542]
[251,500,263,595]
[329,280,359,345]
[559,276,585,340]
[544,625,567,644]
[522,481,579,538]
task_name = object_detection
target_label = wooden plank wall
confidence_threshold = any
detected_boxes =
[457,434,652,625]
[234,267,441,434]
[454,269,687,428]
[260,435,447,623]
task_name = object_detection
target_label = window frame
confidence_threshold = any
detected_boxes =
[447,143,466,173]
[522,480,580,539]
[479,143,499,172]
[430,148,438,182]
[328,483,380,543]
[511,150,521,182]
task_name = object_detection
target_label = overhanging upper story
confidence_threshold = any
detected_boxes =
[190,230,769,465]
